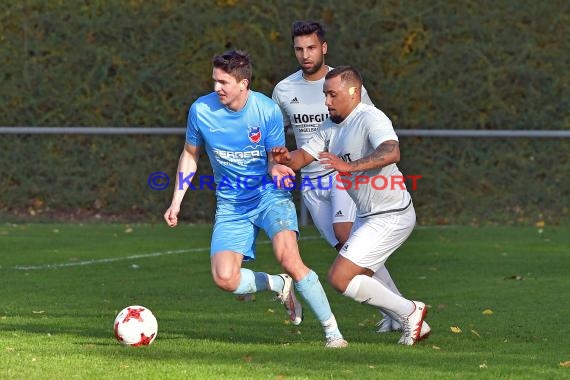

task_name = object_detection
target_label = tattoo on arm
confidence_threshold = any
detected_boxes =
[348,141,398,170]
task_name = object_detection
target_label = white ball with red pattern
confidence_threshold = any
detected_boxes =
[114,305,158,346]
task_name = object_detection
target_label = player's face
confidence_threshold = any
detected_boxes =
[324,76,353,123]
[213,67,247,111]
[293,33,327,76]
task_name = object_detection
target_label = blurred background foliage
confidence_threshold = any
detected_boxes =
[0,0,568,225]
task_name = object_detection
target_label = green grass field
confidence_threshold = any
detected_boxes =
[0,223,568,379]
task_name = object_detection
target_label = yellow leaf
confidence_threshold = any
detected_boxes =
[535,220,545,228]
[471,329,481,338]
[560,361,570,368]
[450,326,462,333]
[482,309,493,315]
[432,345,441,350]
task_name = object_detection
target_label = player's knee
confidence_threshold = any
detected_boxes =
[212,272,239,292]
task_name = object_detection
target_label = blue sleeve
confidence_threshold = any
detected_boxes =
[185,103,203,147]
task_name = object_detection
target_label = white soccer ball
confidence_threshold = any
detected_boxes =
[113,305,158,346]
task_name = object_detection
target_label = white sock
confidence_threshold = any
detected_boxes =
[373,265,402,296]
[321,315,342,339]
[373,265,402,321]
[344,274,414,317]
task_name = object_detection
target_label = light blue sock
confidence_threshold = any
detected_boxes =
[267,274,285,292]
[295,270,342,338]
[233,269,270,295]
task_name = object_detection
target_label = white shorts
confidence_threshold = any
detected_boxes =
[303,182,356,247]
[339,204,416,272]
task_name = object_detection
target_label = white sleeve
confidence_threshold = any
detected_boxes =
[367,111,398,148]
[271,86,290,128]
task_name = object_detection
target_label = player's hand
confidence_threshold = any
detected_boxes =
[271,146,292,165]
[318,152,351,172]
[270,163,296,189]
[163,204,180,227]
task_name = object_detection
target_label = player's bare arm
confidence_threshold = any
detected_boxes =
[319,140,400,173]
[271,147,315,171]
[164,143,201,227]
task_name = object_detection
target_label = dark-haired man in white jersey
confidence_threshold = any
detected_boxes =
[272,20,407,334]
[272,66,430,345]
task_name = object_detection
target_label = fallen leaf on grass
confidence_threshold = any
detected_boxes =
[482,309,493,315]
[479,363,487,369]
[450,326,462,333]
[32,310,45,314]
[504,275,524,280]
[242,355,253,362]
[432,345,441,350]
[235,294,256,302]
[560,361,570,368]
[358,318,375,327]
[471,329,481,338]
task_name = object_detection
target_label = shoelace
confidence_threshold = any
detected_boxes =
[401,317,412,338]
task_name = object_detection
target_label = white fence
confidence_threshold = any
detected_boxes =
[3,127,568,225]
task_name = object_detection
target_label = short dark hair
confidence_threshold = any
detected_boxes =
[291,20,325,42]
[325,65,363,87]
[212,50,252,87]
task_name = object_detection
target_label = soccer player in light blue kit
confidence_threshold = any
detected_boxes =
[164,50,347,348]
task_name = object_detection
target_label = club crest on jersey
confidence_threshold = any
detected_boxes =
[248,126,261,143]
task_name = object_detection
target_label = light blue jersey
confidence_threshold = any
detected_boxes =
[186,91,284,204]
[186,90,297,259]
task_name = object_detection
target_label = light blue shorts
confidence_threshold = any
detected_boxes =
[210,190,299,261]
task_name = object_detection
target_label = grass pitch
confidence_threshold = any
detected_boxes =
[0,223,568,379]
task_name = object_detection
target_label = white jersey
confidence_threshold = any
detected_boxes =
[302,103,412,218]
[272,68,373,182]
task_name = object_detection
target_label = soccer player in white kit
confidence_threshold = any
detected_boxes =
[272,66,430,345]
[272,20,409,333]
[272,20,374,251]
